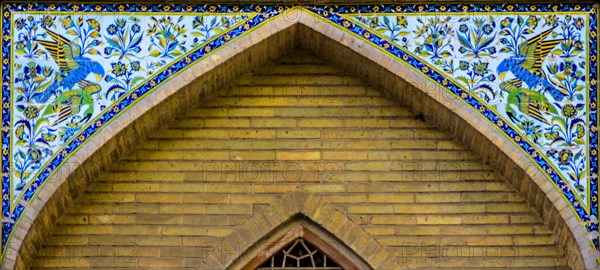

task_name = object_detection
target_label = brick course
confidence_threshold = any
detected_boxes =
[29,51,570,269]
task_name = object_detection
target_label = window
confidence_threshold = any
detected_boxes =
[257,238,342,270]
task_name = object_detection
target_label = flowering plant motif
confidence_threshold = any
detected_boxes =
[547,148,586,194]
[14,16,53,59]
[14,62,55,103]
[104,17,143,60]
[516,117,543,144]
[13,104,55,191]
[547,60,586,101]
[105,61,145,101]
[550,15,584,58]
[545,102,586,147]
[413,16,454,59]
[455,60,498,102]
[456,17,497,58]
[353,15,410,44]
[499,16,537,56]
[146,16,188,58]
[191,15,249,46]
[61,16,102,55]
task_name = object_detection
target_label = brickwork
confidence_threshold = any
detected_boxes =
[28,51,569,269]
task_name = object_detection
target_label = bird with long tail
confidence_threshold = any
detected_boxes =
[496,26,564,125]
[496,26,566,101]
[31,27,104,104]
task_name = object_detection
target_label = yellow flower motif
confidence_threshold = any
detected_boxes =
[3,12,8,18]
[484,5,491,11]
[278,7,285,12]
[206,46,211,53]
[440,6,447,11]
[421,67,429,73]
[244,24,250,30]
[49,4,55,10]
[574,5,581,11]
[3,35,9,42]
[402,55,408,61]
[462,6,468,12]
[552,5,558,11]
[186,6,193,12]
[2,149,7,155]
[233,6,239,12]
[32,183,37,188]
[507,5,514,11]
[263,13,270,18]
[593,196,597,202]
[591,31,597,38]
[2,126,8,132]
[373,6,379,12]
[118,5,124,11]
[591,102,596,109]
[350,7,356,13]
[79,135,85,141]
[592,55,597,62]
[132,93,138,99]
[442,79,448,86]
[255,6,262,12]
[532,152,538,158]
[2,58,7,65]
[323,11,329,17]
[209,6,216,12]
[530,5,536,11]
[95,121,101,127]
[329,8,334,13]
[3,194,9,200]
[225,34,231,41]
[73,5,79,11]
[592,149,597,156]
[113,106,119,112]
[383,43,389,49]
[150,81,156,86]
[419,6,424,12]
[515,136,521,142]
[592,79,597,86]
[461,93,467,99]
[591,8,596,14]
[591,125,597,133]
[546,168,552,174]
[574,201,579,207]
[95,5,102,11]
[141,5,147,11]
[3,102,8,109]
[185,57,191,63]
[164,5,171,11]
[363,32,370,38]
[395,6,402,12]
[497,120,503,127]
[62,150,67,157]
[479,106,484,112]
[343,21,350,28]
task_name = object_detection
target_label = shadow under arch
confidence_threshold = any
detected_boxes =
[3,7,595,269]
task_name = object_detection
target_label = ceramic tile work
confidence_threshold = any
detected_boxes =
[0,3,598,257]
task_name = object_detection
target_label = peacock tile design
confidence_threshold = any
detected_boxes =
[1,3,598,258]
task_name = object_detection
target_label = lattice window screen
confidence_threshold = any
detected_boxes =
[257,238,343,270]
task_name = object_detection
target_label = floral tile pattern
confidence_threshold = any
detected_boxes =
[1,3,598,259]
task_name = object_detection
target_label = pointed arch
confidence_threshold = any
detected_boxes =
[3,7,595,270]
[201,189,393,270]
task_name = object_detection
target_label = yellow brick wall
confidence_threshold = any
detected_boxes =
[31,51,568,269]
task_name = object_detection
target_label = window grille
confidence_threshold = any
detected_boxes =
[257,238,343,270]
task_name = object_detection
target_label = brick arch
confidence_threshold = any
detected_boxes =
[3,7,594,269]
[204,189,393,270]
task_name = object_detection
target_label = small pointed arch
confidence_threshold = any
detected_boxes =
[231,214,371,270]
[201,189,394,270]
